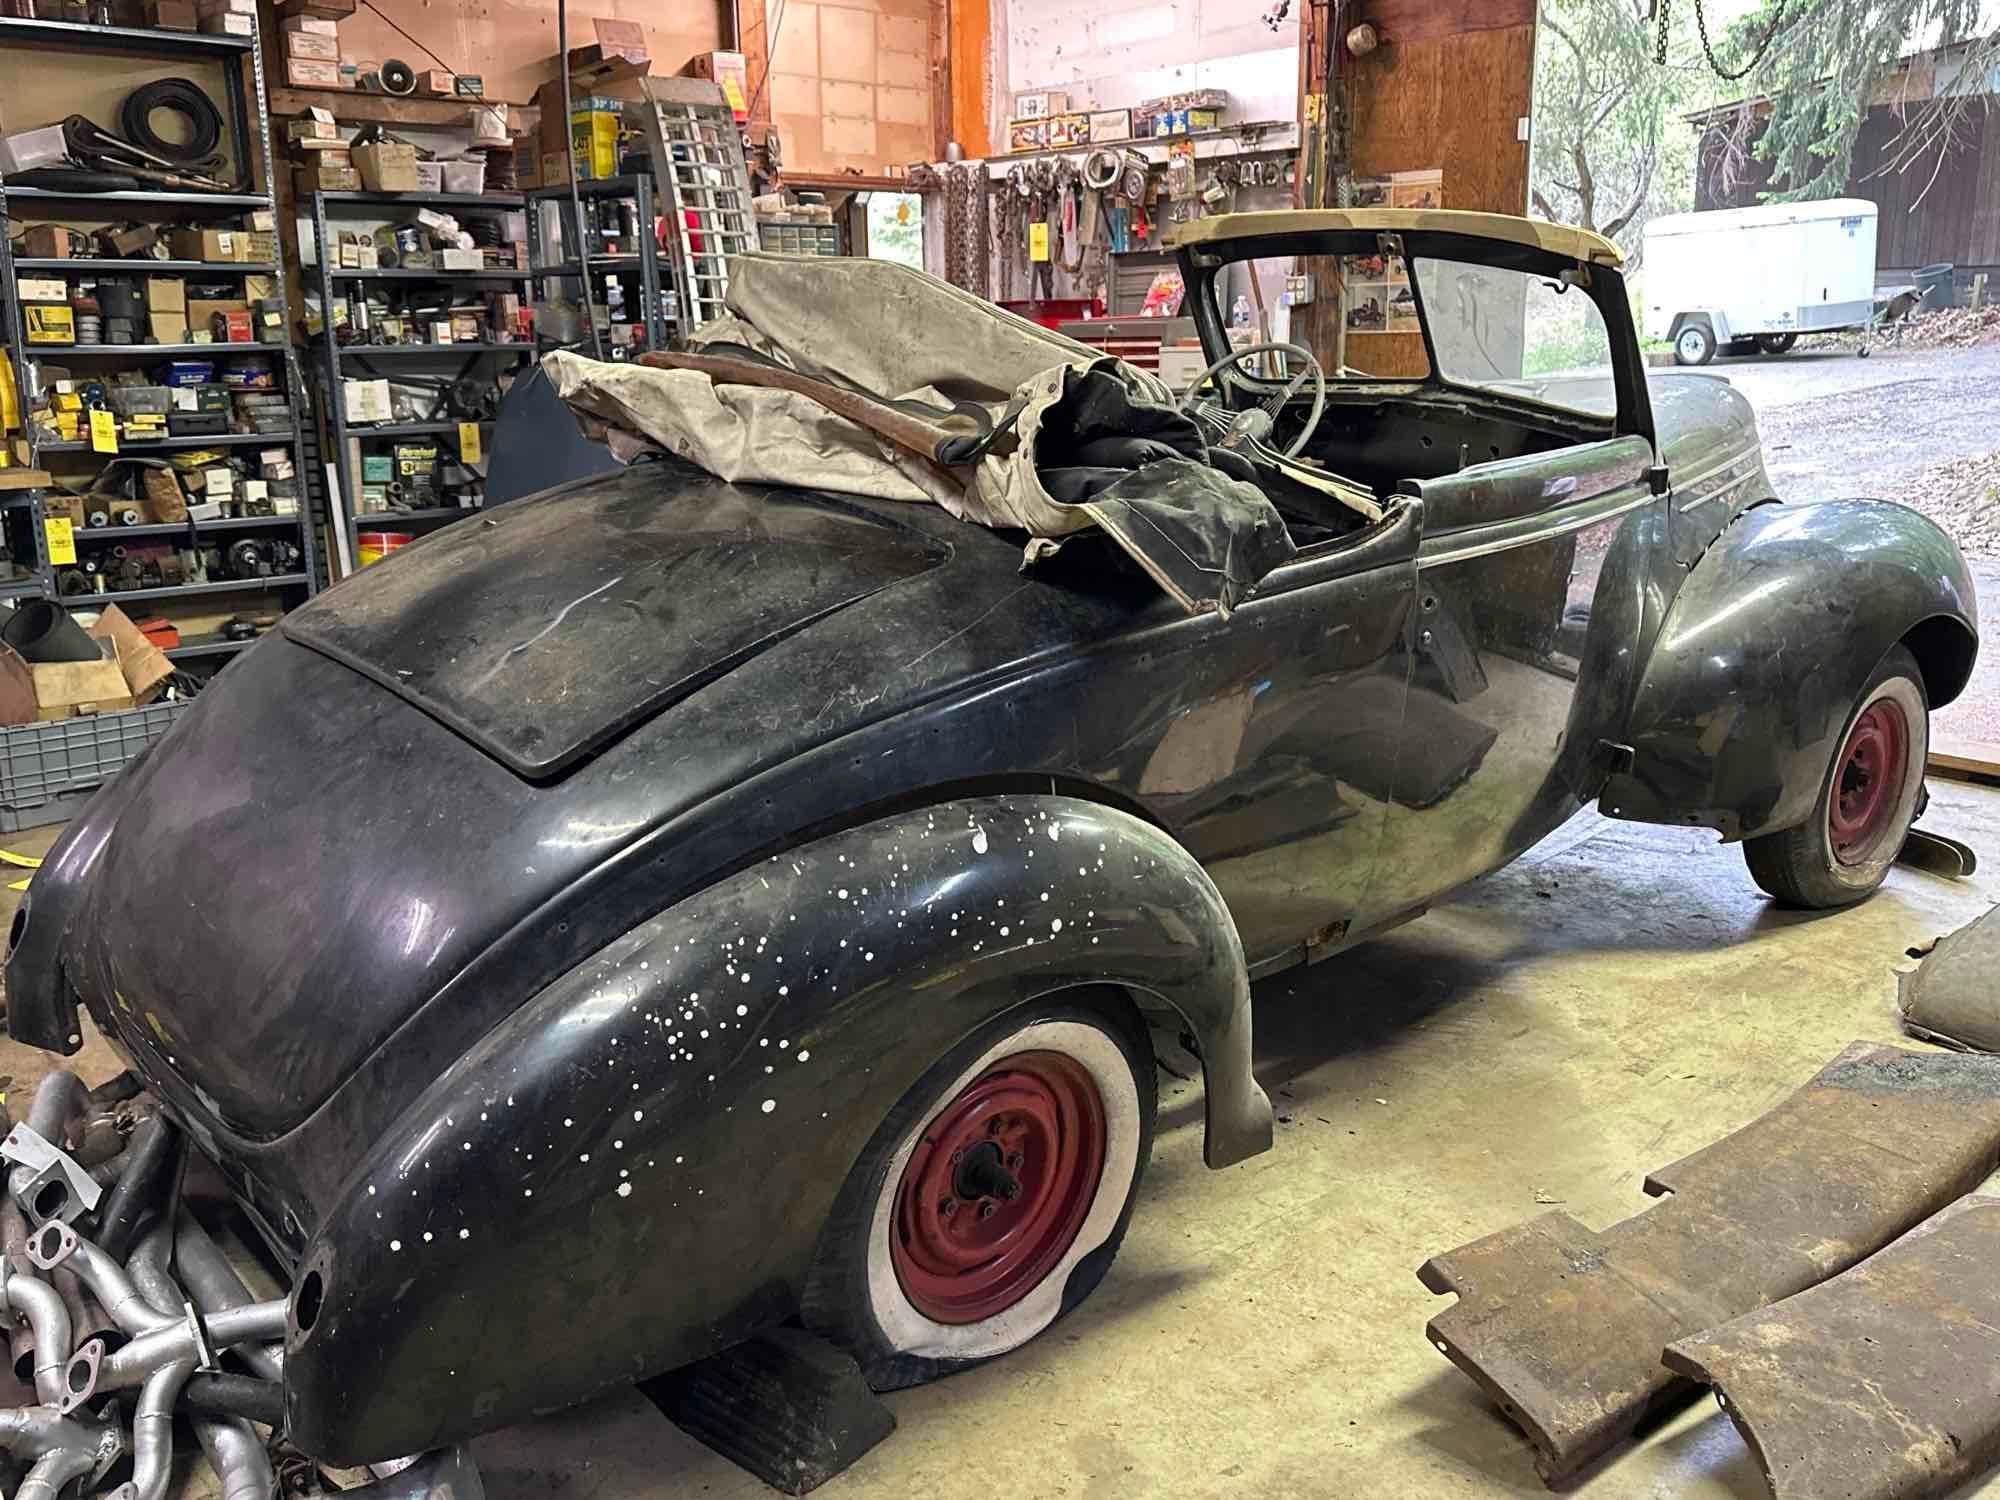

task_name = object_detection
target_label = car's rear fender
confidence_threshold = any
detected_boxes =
[1600,499,1976,840]
[283,793,1269,1464]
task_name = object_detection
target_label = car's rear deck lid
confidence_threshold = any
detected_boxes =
[284,465,948,778]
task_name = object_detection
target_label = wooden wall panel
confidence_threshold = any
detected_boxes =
[1366,0,1536,46]
[1340,19,1534,376]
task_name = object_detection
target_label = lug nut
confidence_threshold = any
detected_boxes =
[979,1201,997,1219]
[988,1118,1004,1135]
[939,1198,957,1217]
[1006,1152,1024,1170]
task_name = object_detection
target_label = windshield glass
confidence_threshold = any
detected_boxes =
[1413,257,1615,417]
[1203,247,1616,418]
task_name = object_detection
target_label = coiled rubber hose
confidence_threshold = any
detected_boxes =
[119,78,223,164]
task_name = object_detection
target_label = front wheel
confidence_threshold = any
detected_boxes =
[1743,644,1928,908]
[801,993,1156,1391]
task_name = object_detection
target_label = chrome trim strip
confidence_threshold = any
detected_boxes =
[1669,445,1760,494]
[1677,471,1759,513]
[1419,485,1655,568]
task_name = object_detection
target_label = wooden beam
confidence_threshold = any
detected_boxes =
[733,0,773,146]
[930,0,952,161]
[268,86,528,132]
[1930,739,2000,785]
[948,0,992,159]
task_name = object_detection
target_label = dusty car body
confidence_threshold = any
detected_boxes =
[4,210,1976,1466]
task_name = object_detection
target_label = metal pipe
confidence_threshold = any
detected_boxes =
[183,1371,286,1427]
[126,1357,196,1500]
[94,1115,176,1261]
[0,1266,72,1404]
[197,1415,278,1500]
[89,1300,288,1392]
[172,1215,284,1382]
[87,1143,132,1187]
[1,1197,40,1381]
[53,1234,174,1336]
[0,1405,120,1500]
[8,1071,91,1214]
[343,1448,487,1500]
[127,1226,279,1500]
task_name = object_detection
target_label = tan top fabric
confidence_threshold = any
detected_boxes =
[1166,208,1624,267]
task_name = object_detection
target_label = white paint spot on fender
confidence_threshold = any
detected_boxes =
[617,1182,632,1198]
[1051,918,1063,933]
[390,1239,402,1252]
[797,1050,811,1062]
[972,827,989,854]
[761,1099,776,1114]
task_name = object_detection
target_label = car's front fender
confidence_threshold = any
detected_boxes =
[282,793,1269,1463]
[1601,499,1976,840]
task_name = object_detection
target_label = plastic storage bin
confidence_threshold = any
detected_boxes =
[0,701,190,833]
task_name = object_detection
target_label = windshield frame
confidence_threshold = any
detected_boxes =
[1176,226,1652,444]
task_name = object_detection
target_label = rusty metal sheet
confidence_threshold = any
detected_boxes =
[1417,1042,2000,1484]
[1898,903,2000,1052]
[1663,1194,2000,1500]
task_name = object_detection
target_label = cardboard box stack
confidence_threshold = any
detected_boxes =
[276,0,355,86]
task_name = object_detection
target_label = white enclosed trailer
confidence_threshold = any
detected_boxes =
[1642,199,1878,364]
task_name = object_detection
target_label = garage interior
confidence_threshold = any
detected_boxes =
[3,0,2000,1497]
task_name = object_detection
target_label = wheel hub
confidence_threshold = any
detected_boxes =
[1829,698,1910,863]
[890,1051,1107,1324]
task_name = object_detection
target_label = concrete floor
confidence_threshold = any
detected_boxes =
[451,780,2000,1500]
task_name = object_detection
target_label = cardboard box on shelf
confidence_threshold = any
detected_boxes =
[283,30,339,60]
[107,224,158,257]
[198,0,257,14]
[342,378,391,423]
[281,12,338,33]
[687,51,748,120]
[16,278,68,303]
[20,225,75,259]
[1089,109,1132,142]
[1048,113,1091,147]
[25,306,74,344]
[295,158,360,191]
[566,18,649,86]
[245,231,278,261]
[86,606,173,705]
[1014,91,1069,120]
[416,69,457,97]
[169,228,246,262]
[284,57,342,88]
[277,0,355,18]
[148,311,190,341]
[29,646,135,721]
[145,277,186,311]
[352,141,419,192]
[570,108,619,178]
[188,298,250,336]
[142,0,198,30]
[40,493,86,527]
[453,74,484,96]
[200,12,254,35]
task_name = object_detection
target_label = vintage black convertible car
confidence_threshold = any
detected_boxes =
[5,210,1976,1466]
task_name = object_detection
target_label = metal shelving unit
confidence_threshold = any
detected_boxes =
[306,190,533,567]
[0,10,318,642]
[526,175,673,356]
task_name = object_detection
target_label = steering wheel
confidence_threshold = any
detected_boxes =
[1178,340,1327,460]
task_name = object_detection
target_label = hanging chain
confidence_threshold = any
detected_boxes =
[1658,0,1790,80]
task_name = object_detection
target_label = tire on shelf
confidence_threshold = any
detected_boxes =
[1743,644,1928,908]
[801,990,1155,1392]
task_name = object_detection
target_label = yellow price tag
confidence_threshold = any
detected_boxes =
[89,408,119,454]
[457,421,482,464]
[1028,222,1051,262]
[44,516,76,566]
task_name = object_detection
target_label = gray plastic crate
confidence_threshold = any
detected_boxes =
[0,701,190,833]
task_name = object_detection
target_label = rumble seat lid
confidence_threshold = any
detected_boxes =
[285,465,948,779]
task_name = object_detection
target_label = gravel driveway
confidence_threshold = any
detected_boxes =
[1686,342,2000,744]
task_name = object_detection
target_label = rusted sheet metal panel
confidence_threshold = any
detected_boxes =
[1664,1195,2000,1500]
[1417,1042,2000,1484]
[1898,904,2000,1052]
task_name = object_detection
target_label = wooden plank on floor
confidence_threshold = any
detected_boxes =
[1930,737,2000,785]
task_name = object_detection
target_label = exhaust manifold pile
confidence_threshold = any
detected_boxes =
[0,1071,473,1500]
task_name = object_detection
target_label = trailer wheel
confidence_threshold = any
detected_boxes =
[1674,323,1716,366]
[1756,333,1798,355]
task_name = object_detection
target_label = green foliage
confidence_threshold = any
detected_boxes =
[1725,0,1998,201]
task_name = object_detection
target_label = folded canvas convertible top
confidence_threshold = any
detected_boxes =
[545,254,1295,613]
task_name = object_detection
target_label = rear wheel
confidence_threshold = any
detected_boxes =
[1757,332,1799,355]
[1675,323,1717,366]
[1743,645,1928,908]
[801,994,1155,1390]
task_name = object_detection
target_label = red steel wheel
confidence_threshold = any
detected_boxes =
[1828,699,1909,864]
[890,1051,1107,1324]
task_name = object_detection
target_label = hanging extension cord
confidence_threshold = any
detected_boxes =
[557,0,605,360]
